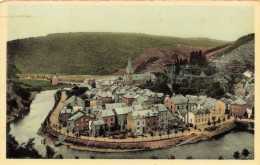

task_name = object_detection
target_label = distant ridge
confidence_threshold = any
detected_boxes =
[7,32,229,75]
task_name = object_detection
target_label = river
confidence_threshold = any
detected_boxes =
[9,90,254,159]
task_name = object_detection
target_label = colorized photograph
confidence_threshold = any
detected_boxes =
[6,4,255,159]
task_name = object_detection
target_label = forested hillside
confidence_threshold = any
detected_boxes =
[7,32,228,75]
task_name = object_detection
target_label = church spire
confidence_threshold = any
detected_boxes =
[127,57,133,71]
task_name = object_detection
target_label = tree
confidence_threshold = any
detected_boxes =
[186,156,193,159]
[46,145,56,158]
[233,151,240,159]
[167,129,171,139]
[194,125,197,132]
[150,132,154,140]
[242,149,249,159]
[218,156,223,160]
[181,128,184,136]
[218,117,221,123]
[174,129,178,137]
[151,156,158,159]
[169,155,175,159]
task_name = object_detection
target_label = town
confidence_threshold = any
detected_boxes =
[48,58,252,141]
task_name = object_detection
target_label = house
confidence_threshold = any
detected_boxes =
[230,98,247,118]
[101,92,113,105]
[52,76,59,85]
[114,88,127,103]
[165,94,188,114]
[113,107,134,130]
[168,112,179,129]
[145,110,158,133]
[59,107,72,126]
[186,109,211,127]
[91,120,105,137]
[105,103,126,110]
[127,110,153,136]
[132,95,152,109]
[67,111,92,134]
[64,95,85,112]
[91,105,103,117]
[90,95,102,107]
[152,104,169,130]
[101,109,116,130]
[122,91,136,106]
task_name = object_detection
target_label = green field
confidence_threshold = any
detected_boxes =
[10,78,68,91]
[7,32,229,75]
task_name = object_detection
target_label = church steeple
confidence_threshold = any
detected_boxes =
[127,57,133,71]
[124,57,133,86]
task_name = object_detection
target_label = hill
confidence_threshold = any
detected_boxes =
[115,45,212,75]
[7,32,228,75]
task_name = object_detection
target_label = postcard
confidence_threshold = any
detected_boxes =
[0,1,259,165]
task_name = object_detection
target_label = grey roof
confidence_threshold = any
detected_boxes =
[191,109,209,115]
[132,104,144,111]
[157,93,164,97]
[115,88,127,95]
[101,93,112,98]
[105,103,126,110]
[127,57,133,71]
[65,95,84,106]
[231,98,247,105]
[92,105,102,112]
[132,109,157,117]
[67,111,84,121]
[132,73,156,81]
[92,95,101,100]
[153,104,168,112]
[102,109,115,117]
[203,98,218,110]
[61,108,72,114]
[171,95,188,104]
[79,83,92,89]
[186,95,200,104]
[93,120,105,126]
[114,107,134,115]
[133,96,148,104]
[123,91,136,98]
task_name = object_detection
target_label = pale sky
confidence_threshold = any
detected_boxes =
[7,5,254,41]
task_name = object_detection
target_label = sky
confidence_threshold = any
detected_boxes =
[7,5,254,41]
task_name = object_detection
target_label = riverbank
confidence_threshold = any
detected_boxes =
[40,91,242,153]
[7,82,39,124]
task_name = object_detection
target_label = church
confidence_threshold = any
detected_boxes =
[123,58,156,86]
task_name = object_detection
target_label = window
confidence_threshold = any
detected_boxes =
[105,119,107,122]
[111,118,113,121]
[153,122,155,125]
[148,123,150,126]
[137,121,140,125]
[177,106,179,110]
